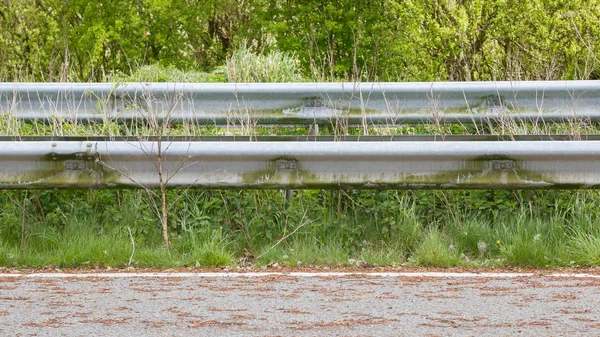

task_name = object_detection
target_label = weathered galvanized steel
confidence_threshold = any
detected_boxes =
[1,81,599,124]
[2,140,600,190]
[4,135,600,142]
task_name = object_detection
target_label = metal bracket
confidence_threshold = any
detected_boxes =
[485,96,504,108]
[276,160,298,171]
[303,98,324,108]
[492,160,514,171]
[64,160,87,171]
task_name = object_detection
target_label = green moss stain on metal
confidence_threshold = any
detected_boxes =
[2,150,124,189]
[239,154,595,190]
[240,157,320,187]
[4,151,597,190]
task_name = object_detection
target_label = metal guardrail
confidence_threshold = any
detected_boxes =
[2,135,600,142]
[2,140,600,190]
[1,81,599,124]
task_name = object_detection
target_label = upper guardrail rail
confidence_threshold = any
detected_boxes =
[0,81,599,125]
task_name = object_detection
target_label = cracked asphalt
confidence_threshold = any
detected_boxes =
[1,273,600,336]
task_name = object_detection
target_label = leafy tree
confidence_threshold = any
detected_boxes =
[0,0,62,80]
[0,0,598,81]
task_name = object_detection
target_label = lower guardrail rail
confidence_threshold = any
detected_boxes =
[1,137,600,190]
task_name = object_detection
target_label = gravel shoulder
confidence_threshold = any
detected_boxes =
[1,271,600,336]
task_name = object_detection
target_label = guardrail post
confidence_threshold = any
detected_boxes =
[284,123,319,202]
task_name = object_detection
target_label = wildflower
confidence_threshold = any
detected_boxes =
[496,240,501,245]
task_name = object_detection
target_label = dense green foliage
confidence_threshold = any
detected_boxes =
[1,0,599,81]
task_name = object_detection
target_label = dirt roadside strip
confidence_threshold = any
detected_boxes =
[1,271,600,279]
[1,265,600,274]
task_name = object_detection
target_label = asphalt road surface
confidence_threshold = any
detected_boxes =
[1,271,600,336]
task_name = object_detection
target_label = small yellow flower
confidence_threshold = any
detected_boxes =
[496,240,501,245]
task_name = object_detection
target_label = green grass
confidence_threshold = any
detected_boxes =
[1,188,599,269]
[1,215,236,269]
[0,190,238,268]
[413,229,462,267]
[568,233,600,266]
[256,237,350,267]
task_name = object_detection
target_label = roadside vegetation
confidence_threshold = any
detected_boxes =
[0,0,600,269]
[1,188,600,269]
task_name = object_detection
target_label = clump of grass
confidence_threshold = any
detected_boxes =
[388,203,425,256]
[175,227,235,267]
[359,244,405,266]
[20,217,134,268]
[414,229,461,267]
[0,242,18,267]
[498,235,550,267]
[494,214,568,267]
[568,233,600,266]
[448,217,497,259]
[256,237,349,267]
[563,206,600,266]
[227,43,303,82]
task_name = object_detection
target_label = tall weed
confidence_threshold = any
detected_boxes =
[227,44,303,82]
